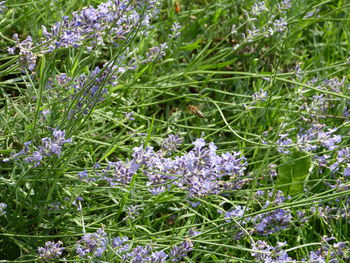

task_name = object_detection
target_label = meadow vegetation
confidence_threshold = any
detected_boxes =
[0,0,350,261]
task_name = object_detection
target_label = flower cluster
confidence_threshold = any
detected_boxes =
[250,237,349,262]
[329,147,350,176]
[0,1,6,14]
[311,197,350,221]
[239,0,290,43]
[252,89,268,102]
[50,65,120,117]
[39,0,160,52]
[169,22,182,39]
[37,241,64,260]
[273,123,342,155]
[296,124,341,152]
[276,133,293,154]
[160,134,183,155]
[88,135,247,198]
[8,34,37,71]
[298,77,349,118]
[8,0,162,71]
[224,190,292,237]
[169,239,193,262]
[303,237,349,263]
[251,240,294,263]
[253,190,292,235]
[4,130,72,167]
[76,228,108,258]
[278,0,292,12]
[143,43,168,63]
[75,228,193,262]
[251,2,268,16]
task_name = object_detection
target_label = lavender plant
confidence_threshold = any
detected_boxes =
[1,0,350,261]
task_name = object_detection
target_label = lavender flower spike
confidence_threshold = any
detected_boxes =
[38,241,64,260]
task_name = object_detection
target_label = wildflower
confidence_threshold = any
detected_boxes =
[3,141,32,162]
[23,130,72,166]
[245,25,261,42]
[304,7,321,19]
[150,251,168,263]
[67,65,115,118]
[328,147,350,179]
[188,228,202,237]
[37,241,64,260]
[0,203,7,216]
[252,89,268,102]
[0,1,6,14]
[251,240,294,262]
[251,1,268,16]
[169,22,182,38]
[303,240,350,262]
[124,111,135,121]
[112,236,130,253]
[76,228,108,258]
[144,43,168,63]
[40,0,160,52]
[273,17,288,33]
[102,160,139,186]
[225,191,292,236]
[123,245,152,262]
[126,205,140,220]
[161,134,183,154]
[85,136,247,198]
[225,205,248,222]
[278,0,291,11]
[276,134,293,154]
[9,0,164,70]
[78,169,90,181]
[169,240,193,262]
[8,34,37,71]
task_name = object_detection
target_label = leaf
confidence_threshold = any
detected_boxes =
[277,151,311,195]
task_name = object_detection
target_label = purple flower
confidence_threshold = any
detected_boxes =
[278,0,292,11]
[169,22,182,38]
[83,136,247,198]
[0,203,7,216]
[276,134,293,154]
[127,205,140,219]
[20,130,72,166]
[124,111,135,121]
[161,134,183,154]
[8,34,37,71]
[76,228,108,258]
[38,241,64,260]
[304,240,350,263]
[252,89,268,102]
[251,240,294,262]
[143,43,168,63]
[225,205,247,222]
[40,0,160,52]
[150,251,168,263]
[102,160,139,186]
[123,245,152,262]
[0,1,6,14]
[169,240,193,262]
[273,17,288,33]
[251,1,268,16]
[224,191,292,236]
